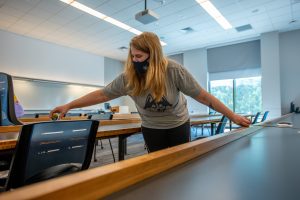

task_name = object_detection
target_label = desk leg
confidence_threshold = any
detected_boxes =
[211,123,215,135]
[124,138,127,155]
[118,135,127,161]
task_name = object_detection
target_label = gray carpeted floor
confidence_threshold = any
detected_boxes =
[89,133,148,168]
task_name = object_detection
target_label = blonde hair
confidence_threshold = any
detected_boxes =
[124,32,168,102]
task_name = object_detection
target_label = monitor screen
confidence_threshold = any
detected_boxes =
[104,103,111,110]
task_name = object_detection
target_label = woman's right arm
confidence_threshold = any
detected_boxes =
[50,89,111,118]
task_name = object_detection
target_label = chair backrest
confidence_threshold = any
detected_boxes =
[5,120,99,190]
[35,113,50,118]
[84,112,98,116]
[209,111,217,115]
[19,113,36,118]
[215,115,228,135]
[88,113,113,120]
[261,111,269,122]
[0,72,22,126]
[65,113,82,117]
[252,112,261,124]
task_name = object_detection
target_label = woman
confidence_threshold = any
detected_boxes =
[50,32,250,152]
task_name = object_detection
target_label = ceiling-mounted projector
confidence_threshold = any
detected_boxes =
[135,9,159,24]
[135,0,159,24]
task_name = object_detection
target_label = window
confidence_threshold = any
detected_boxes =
[235,77,262,114]
[210,77,262,114]
[210,79,233,112]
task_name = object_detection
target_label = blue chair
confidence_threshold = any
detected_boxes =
[252,112,261,124]
[3,120,99,190]
[261,111,269,122]
[214,115,229,135]
[88,113,115,162]
[193,115,228,140]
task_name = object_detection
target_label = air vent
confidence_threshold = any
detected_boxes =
[180,27,194,34]
[118,46,128,51]
[235,24,253,32]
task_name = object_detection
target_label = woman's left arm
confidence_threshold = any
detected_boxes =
[194,89,251,127]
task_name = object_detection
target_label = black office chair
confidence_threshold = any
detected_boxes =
[65,113,82,117]
[193,115,228,140]
[34,113,50,118]
[252,112,261,124]
[84,112,99,116]
[0,72,22,171]
[88,113,115,163]
[2,120,99,190]
[19,113,36,118]
[261,111,269,122]
[0,72,22,126]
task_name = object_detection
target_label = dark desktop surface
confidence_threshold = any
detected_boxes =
[105,114,300,200]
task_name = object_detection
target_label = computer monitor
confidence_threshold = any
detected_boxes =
[104,103,111,110]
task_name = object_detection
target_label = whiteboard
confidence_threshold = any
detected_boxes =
[13,79,102,110]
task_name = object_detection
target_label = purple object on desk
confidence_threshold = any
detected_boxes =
[14,102,24,118]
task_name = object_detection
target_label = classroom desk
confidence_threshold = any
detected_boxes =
[104,114,300,200]
[19,117,141,125]
[189,114,254,134]
[0,116,224,163]
[18,113,141,123]
[0,113,282,199]
[0,123,142,161]
[190,116,221,134]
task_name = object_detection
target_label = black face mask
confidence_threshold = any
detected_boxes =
[133,58,149,76]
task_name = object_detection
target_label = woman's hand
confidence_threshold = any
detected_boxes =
[231,114,251,127]
[49,104,71,120]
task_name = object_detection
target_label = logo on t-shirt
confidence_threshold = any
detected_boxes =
[144,94,172,112]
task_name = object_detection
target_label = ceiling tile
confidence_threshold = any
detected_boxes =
[0,0,299,60]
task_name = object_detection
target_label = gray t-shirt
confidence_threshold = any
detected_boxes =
[103,59,202,129]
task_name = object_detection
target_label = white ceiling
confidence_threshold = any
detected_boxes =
[0,0,300,61]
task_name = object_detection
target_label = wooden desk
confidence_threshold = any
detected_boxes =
[112,113,140,120]
[0,123,142,161]
[190,115,221,134]
[0,114,294,199]
[0,116,226,161]
[19,116,87,123]
[19,113,141,123]
[0,119,140,133]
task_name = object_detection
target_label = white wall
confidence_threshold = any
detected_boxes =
[0,29,104,86]
[260,31,281,119]
[279,29,300,114]
[0,29,105,111]
[183,48,208,114]
[103,57,136,113]
[3,28,300,116]
[13,79,101,111]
